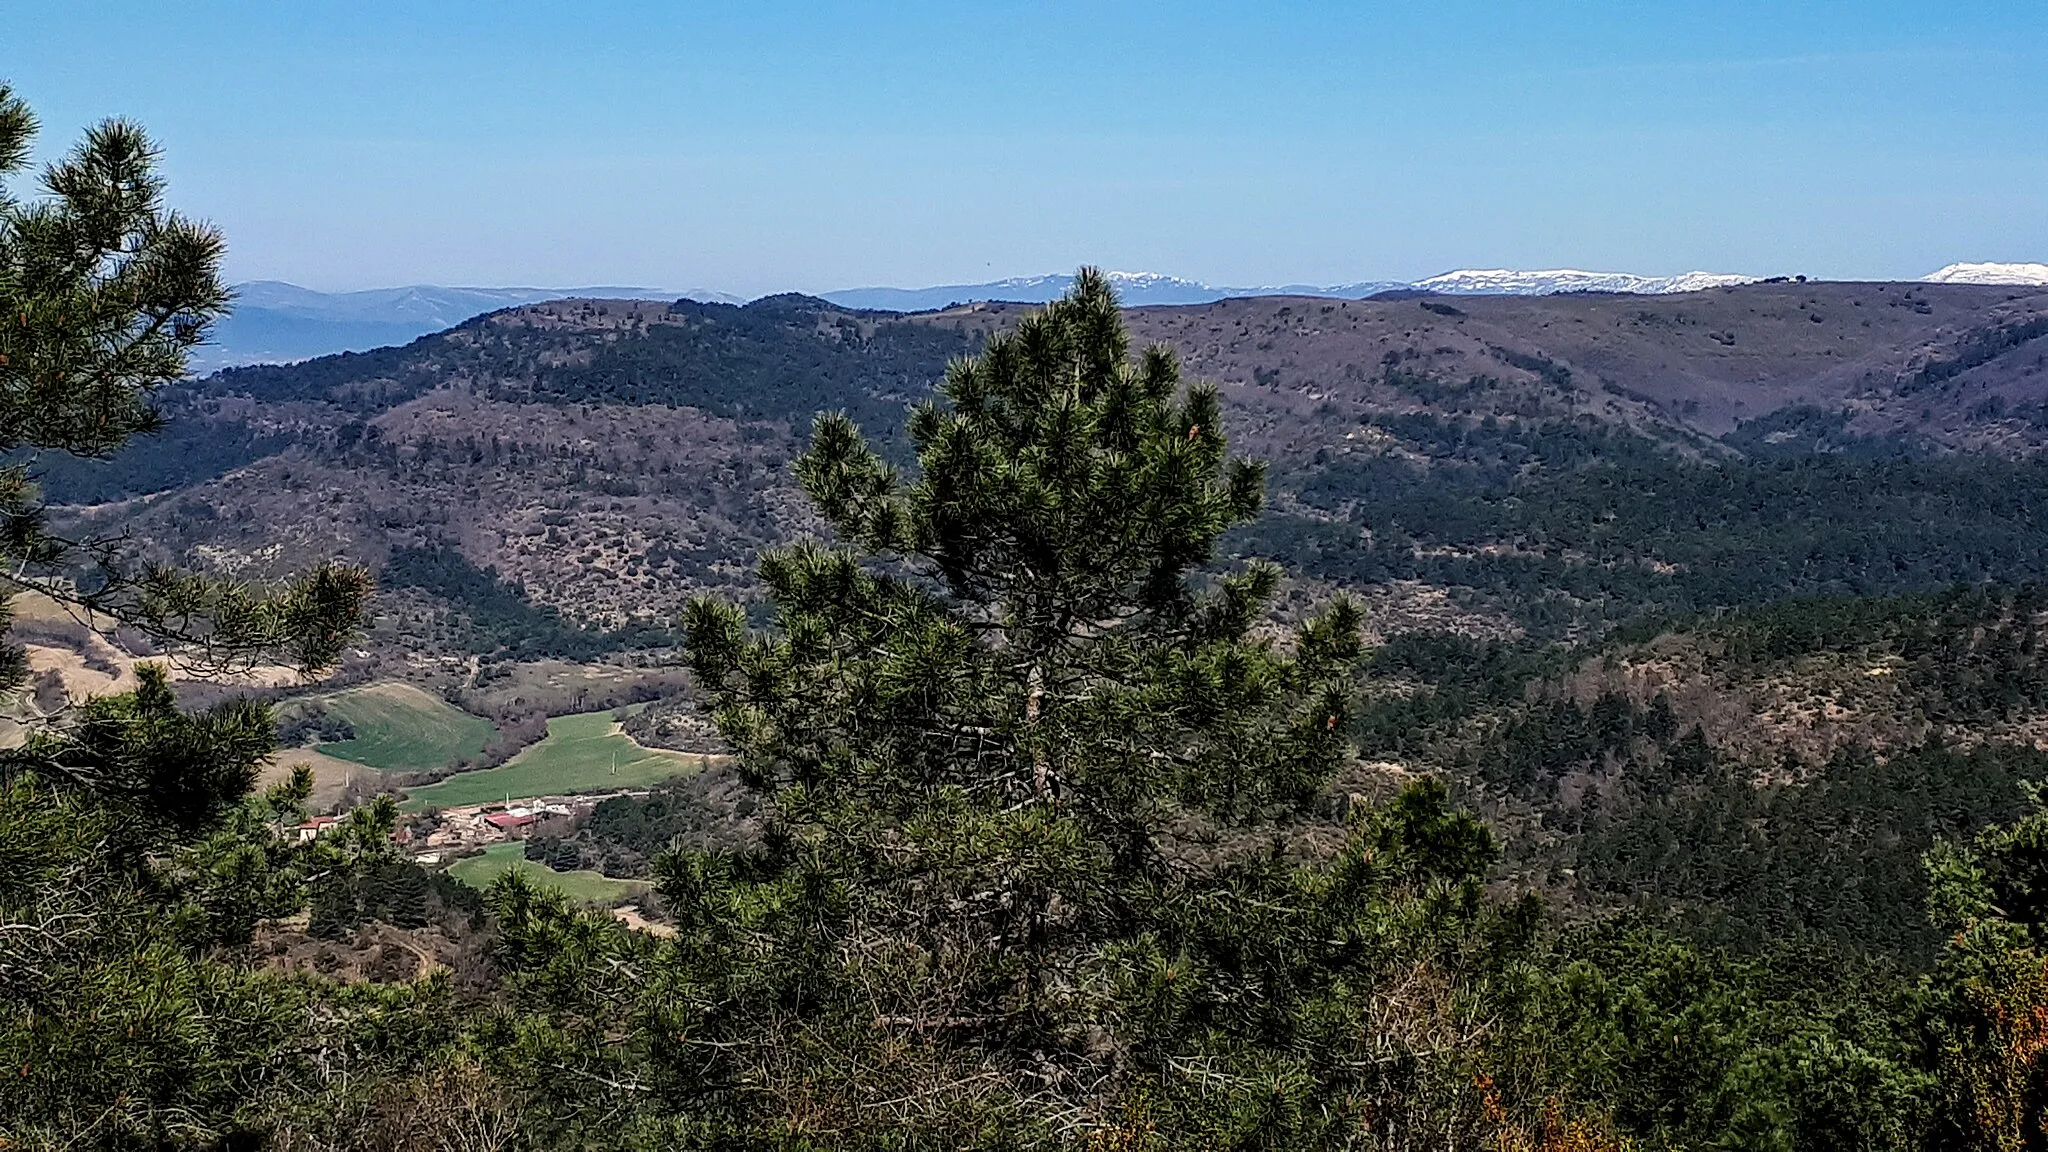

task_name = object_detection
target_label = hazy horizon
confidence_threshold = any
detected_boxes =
[221,261,2043,300]
[10,1,2045,295]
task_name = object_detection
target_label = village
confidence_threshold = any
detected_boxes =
[295,788,656,868]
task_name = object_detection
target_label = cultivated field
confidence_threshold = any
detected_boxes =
[400,708,704,810]
[446,841,644,905]
[304,682,498,773]
[259,746,384,811]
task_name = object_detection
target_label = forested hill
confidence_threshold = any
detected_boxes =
[27,279,2048,658]
[1353,585,2048,963]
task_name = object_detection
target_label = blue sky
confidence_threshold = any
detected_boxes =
[7,1,2045,294]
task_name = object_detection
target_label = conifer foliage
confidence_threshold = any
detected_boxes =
[680,269,1369,1028]
[482,270,1516,1146]
[0,82,368,690]
[0,85,226,458]
[0,87,393,1148]
[685,265,1363,873]
[1923,792,2048,1149]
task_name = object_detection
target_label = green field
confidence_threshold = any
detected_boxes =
[304,683,498,773]
[446,841,644,905]
[400,708,703,811]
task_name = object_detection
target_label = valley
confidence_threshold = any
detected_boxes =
[19,271,2048,1144]
[23,277,2048,931]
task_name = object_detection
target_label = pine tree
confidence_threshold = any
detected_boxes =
[678,267,1365,994]
[383,861,431,929]
[308,871,362,941]
[0,82,367,689]
[482,270,1516,1146]
[0,86,399,1146]
[1924,797,2048,1149]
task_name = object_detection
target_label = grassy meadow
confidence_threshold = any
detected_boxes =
[445,841,644,905]
[259,746,384,812]
[400,708,704,811]
[306,683,498,773]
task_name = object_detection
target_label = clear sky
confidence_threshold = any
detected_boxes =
[7,1,2045,295]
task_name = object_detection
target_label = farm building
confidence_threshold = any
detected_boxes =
[294,815,342,843]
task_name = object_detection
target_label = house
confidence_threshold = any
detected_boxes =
[483,811,538,838]
[294,815,342,843]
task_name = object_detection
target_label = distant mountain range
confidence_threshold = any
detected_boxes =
[818,268,1775,311]
[197,262,2047,370]
[817,272,1410,311]
[190,281,742,372]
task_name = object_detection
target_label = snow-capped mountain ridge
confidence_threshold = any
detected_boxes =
[1923,262,2048,287]
[1415,268,1758,295]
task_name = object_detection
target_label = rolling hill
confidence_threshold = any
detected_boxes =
[191,281,737,371]
[1353,586,2048,962]
[23,279,2048,664]
[28,272,2048,1053]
